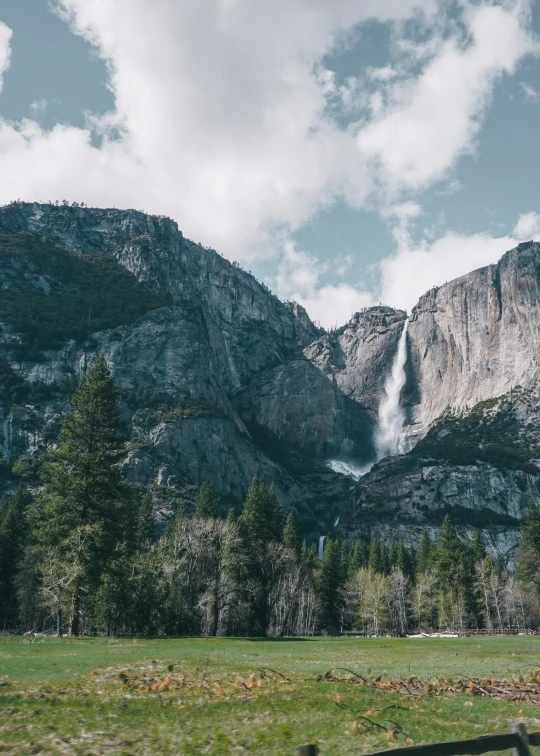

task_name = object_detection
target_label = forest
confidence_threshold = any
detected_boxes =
[1,355,540,638]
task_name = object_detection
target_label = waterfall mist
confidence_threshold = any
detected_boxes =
[376,319,409,460]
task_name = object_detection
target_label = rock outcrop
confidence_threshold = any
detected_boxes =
[2,201,540,553]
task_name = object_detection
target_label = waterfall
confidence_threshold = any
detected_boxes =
[318,535,327,560]
[376,319,409,460]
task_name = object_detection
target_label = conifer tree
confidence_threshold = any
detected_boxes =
[238,477,281,545]
[470,530,487,566]
[517,498,540,583]
[226,508,237,526]
[396,539,410,580]
[380,544,391,576]
[194,478,220,519]
[368,539,382,573]
[435,515,462,590]
[31,354,131,636]
[238,477,283,635]
[416,530,434,576]
[348,541,366,577]
[283,512,301,558]
[316,539,344,631]
[0,485,30,630]
[136,492,156,547]
[339,541,350,582]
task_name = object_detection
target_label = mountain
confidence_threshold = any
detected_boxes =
[1,201,539,553]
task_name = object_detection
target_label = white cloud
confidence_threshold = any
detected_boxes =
[520,81,540,102]
[0,22,12,93]
[276,241,372,327]
[513,211,540,240]
[0,1,537,327]
[356,1,539,197]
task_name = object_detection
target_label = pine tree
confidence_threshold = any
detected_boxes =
[0,485,30,630]
[226,508,237,526]
[238,477,281,546]
[435,515,462,590]
[416,530,434,576]
[517,498,540,583]
[368,539,382,573]
[31,354,131,636]
[396,539,410,579]
[389,542,399,569]
[339,541,350,583]
[194,478,219,519]
[136,492,156,547]
[348,541,366,578]
[470,530,487,566]
[283,512,301,558]
[316,539,344,632]
[238,477,283,635]
[380,545,390,576]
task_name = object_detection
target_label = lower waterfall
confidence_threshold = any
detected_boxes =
[375,318,409,460]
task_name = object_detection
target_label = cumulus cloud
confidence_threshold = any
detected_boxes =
[356,1,538,197]
[379,231,519,312]
[0,21,12,93]
[276,241,372,328]
[0,1,538,326]
[513,211,540,240]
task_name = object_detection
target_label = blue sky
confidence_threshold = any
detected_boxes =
[0,0,539,326]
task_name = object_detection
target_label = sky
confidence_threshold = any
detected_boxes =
[0,0,540,327]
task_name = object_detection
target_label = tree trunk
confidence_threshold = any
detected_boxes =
[57,606,63,638]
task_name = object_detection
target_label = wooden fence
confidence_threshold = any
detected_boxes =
[298,722,539,756]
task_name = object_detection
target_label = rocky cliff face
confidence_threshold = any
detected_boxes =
[406,242,540,436]
[2,201,540,553]
[0,202,353,536]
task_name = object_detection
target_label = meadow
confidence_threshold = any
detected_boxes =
[1,635,540,755]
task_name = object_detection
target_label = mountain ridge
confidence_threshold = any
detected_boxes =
[1,201,540,553]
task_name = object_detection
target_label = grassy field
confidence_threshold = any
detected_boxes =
[1,635,540,755]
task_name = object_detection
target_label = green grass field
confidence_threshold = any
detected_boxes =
[2,635,540,755]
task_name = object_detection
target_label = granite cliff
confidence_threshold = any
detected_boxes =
[1,201,540,552]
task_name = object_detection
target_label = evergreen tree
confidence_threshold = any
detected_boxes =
[470,530,487,566]
[396,539,411,581]
[31,354,131,636]
[226,508,237,526]
[0,485,30,630]
[136,492,156,547]
[238,477,282,545]
[283,512,301,559]
[389,542,398,569]
[194,478,219,519]
[316,539,344,632]
[368,539,383,573]
[517,498,540,583]
[435,515,462,591]
[416,530,434,576]
[339,541,350,583]
[380,544,391,576]
[238,477,283,635]
[348,541,366,578]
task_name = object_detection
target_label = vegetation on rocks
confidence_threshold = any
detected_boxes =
[0,232,172,357]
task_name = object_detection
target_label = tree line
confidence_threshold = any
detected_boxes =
[1,355,540,637]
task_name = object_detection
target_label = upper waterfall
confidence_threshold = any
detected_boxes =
[375,318,409,459]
